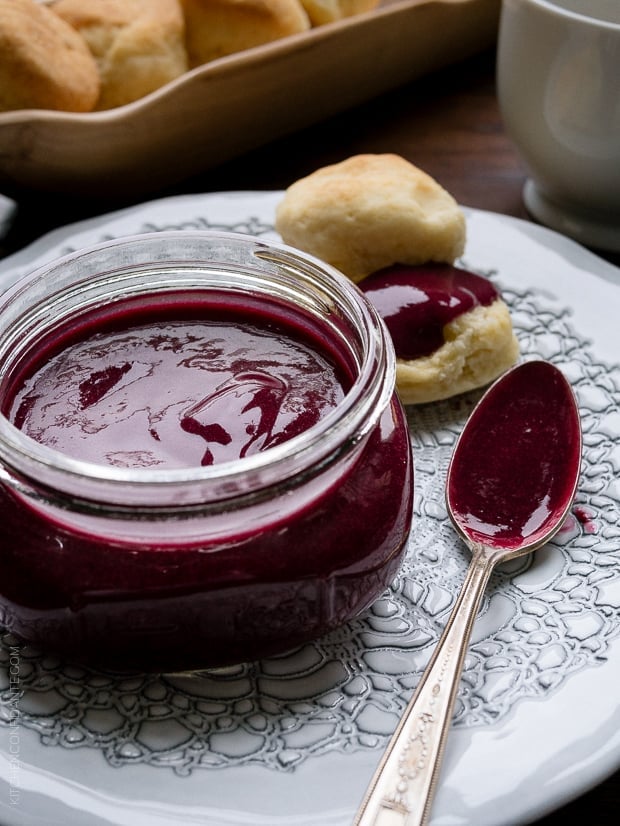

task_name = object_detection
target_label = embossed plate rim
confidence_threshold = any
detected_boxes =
[0,191,618,826]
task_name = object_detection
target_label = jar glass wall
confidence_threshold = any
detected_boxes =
[0,232,413,672]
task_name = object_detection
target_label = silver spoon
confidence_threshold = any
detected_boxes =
[353,360,582,826]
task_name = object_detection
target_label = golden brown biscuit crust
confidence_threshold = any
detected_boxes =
[0,0,100,112]
[52,0,188,110]
[299,0,379,26]
[180,0,310,67]
[275,154,467,283]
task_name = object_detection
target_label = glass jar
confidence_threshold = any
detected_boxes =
[0,232,413,673]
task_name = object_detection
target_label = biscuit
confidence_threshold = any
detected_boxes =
[180,0,311,68]
[299,0,379,26]
[358,262,519,404]
[395,300,520,405]
[0,0,100,113]
[52,0,188,110]
[276,155,519,403]
[275,154,466,283]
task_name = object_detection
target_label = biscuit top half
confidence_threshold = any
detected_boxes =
[275,153,467,283]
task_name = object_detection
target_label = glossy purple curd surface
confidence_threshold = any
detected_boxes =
[359,263,499,360]
[447,361,581,551]
[6,296,348,469]
[0,291,413,671]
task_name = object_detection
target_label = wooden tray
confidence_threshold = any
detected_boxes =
[0,0,500,198]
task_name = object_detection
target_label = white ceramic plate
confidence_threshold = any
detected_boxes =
[0,192,619,826]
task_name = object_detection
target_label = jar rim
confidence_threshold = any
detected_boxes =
[0,231,396,508]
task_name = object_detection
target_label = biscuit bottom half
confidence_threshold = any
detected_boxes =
[395,300,520,405]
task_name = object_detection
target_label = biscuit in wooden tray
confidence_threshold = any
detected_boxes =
[299,0,379,25]
[51,0,189,110]
[180,0,312,67]
[0,0,100,113]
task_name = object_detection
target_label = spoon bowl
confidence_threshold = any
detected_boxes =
[447,359,582,556]
[353,360,582,826]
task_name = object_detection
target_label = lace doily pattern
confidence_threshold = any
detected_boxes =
[1,220,618,777]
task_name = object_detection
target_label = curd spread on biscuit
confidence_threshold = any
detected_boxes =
[360,262,499,360]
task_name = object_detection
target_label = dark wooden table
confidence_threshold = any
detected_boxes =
[0,47,618,824]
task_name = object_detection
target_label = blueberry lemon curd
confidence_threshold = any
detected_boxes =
[359,262,499,360]
[0,233,413,673]
[8,300,347,470]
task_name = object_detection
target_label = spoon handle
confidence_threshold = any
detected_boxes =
[352,547,495,826]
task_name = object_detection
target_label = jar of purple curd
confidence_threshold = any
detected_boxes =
[0,232,413,673]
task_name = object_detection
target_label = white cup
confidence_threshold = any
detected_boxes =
[497,0,620,251]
